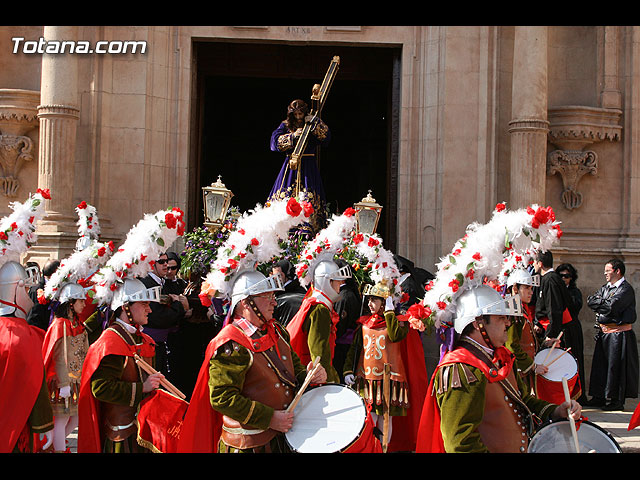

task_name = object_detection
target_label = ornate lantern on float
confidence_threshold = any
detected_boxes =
[353,190,383,235]
[202,175,234,232]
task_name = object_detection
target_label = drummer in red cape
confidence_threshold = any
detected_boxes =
[178,198,330,453]
[415,284,582,453]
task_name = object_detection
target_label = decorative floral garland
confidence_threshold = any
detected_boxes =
[295,207,358,287]
[200,197,313,304]
[412,202,562,333]
[44,239,116,301]
[91,207,185,306]
[0,188,50,267]
[76,200,100,239]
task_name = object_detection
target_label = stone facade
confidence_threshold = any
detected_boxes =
[1,25,639,384]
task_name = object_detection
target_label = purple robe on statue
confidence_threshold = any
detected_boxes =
[267,120,330,234]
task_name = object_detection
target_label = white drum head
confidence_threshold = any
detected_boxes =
[534,348,578,382]
[285,384,367,453]
[529,420,622,453]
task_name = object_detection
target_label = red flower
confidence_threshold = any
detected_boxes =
[251,238,259,246]
[425,281,434,292]
[9,222,17,231]
[408,303,428,319]
[77,201,87,209]
[453,248,461,256]
[286,197,302,217]
[472,252,482,261]
[301,201,314,218]
[220,267,228,274]
[400,292,410,303]
[495,202,506,212]
[110,283,118,291]
[37,289,47,305]
[140,254,147,261]
[28,216,34,224]
[228,258,239,270]
[466,269,475,280]
[553,224,563,238]
[367,237,379,247]
[97,246,106,257]
[353,233,364,245]
[36,188,51,200]
[108,241,115,252]
[0,232,7,241]
[165,212,177,229]
[343,207,356,217]
[436,301,447,311]
[238,252,247,259]
[515,255,522,262]
[238,228,246,235]
[530,206,556,229]
[315,245,323,254]
[448,278,460,292]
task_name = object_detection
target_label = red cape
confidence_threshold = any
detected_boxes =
[42,316,86,384]
[388,318,429,452]
[286,291,338,366]
[415,345,515,453]
[77,325,155,453]
[0,316,46,453]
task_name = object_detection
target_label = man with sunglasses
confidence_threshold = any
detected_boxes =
[140,253,189,381]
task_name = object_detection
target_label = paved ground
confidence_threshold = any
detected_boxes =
[65,398,640,453]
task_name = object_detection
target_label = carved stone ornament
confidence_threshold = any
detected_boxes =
[547,149,597,210]
[0,89,39,198]
[547,105,621,210]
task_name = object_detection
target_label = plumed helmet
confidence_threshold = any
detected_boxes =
[506,268,540,288]
[362,280,391,300]
[57,282,88,304]
[230,269,284,314]
[0,260,40,318]
[110,277,161,311]
[453,285,523,334]
[312,253,352,303]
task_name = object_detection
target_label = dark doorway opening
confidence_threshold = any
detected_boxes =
[190,41,400,250]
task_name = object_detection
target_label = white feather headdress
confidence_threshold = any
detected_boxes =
[419,202,562,331]
[76,200,100,239]
[0,188,50,267]
[295,207,358,287]
[201,197,312,301]
[91,207,186,306]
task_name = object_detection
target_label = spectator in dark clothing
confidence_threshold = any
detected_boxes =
[271,259,306,295]
[585,258,639,411]
[27,259,59,331]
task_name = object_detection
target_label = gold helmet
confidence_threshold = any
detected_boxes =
[362,279,392,299]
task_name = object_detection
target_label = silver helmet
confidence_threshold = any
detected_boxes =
[57,281,89,304]
[229,269,284,314]
[75,235,94,252]
[311,253,352,303]
[0,260,40,319]
[506,268,540,288]
[453,284,523,334]
[110,277,161,311]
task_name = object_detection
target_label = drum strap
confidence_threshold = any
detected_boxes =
[459,339,540,435]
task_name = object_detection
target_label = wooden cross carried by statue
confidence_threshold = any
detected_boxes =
[288,55,340,171]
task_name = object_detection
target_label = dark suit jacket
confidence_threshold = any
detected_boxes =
[587,279,637,325]
[534,270,572,338]
[139,275,185,332]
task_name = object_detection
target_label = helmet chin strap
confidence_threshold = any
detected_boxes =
[475,317,496,351]
[244,295,268,328]
[0,298,28,317]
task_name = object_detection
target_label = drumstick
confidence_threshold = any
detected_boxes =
[134,354,186,400]
[287,356,322,413]
[542,331,563,364]
[562,375,581,453]
[543,348,572,368]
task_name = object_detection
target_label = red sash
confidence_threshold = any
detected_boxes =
[0,317,46,453]
[415,344,515,453]
[537,308,573,328]
[77,325,155,453]
[137,389,189,453]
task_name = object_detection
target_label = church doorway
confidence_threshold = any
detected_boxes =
[189,41,400,250]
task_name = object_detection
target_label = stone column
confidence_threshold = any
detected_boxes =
[29,26,81,263]
[508,26,549,209]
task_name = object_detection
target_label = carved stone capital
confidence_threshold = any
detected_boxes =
[547,149,598,210]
